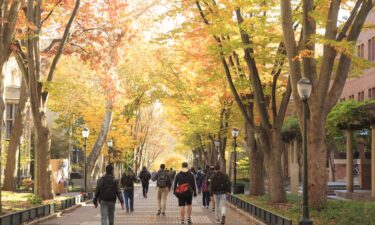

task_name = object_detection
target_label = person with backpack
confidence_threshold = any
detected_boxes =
[195,167,203,194]
[201,165,210,209]
[152,163,172,216]
[173,162,197,224]
[94,165,124,225]
[210,165,231,224]
[168,168,176,183]
[206,166,215,211]
[120,169,137,212]
[139,166,151,198]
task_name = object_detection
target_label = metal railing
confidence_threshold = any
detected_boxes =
[0,203,56,225]
[0,192,94,225]
[228,195,292,225]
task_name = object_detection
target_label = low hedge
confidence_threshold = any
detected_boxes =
[237,194,375,225]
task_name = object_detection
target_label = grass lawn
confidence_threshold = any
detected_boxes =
[237,194,375,225]
[2,191,71,215]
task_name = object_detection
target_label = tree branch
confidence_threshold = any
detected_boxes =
[336,0,363,41]
[39,0,63,29]
[235,8,271,129]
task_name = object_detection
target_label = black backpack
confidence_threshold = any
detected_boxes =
[211,171,229,194]
[157,170,169,188]
[99,175,117,201]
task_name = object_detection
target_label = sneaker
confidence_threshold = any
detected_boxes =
[205,206,209,209]
[221,216,225,225]
[187,217,192,224]
[156,210,161,216]
[162,212,166,216]
[180,219,185,224]
[215,218,220,224]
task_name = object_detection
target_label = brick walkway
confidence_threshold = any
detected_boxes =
[41,183,254,225]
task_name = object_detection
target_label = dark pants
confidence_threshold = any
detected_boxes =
[202,191,210,207]
[142,182,149,197]
[100,200,116,225]
[124,189,134,211]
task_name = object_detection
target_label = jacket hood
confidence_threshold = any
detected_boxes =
[181,168,189,173]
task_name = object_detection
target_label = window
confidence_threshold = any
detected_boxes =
[340,98,346,102]
[369,88,372,99]
[349,95,355,100]
[6,103,18,139]
[358,43,365,58]
[358,91,365,101]
[368,38,375,61]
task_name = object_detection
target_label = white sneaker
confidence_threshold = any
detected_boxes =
[215,218,220,224]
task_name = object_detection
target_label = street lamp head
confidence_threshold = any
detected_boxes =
[297,77,312,100]
[214,139,220,148]
[82,127,89,138]
[231,127,240,138]
[107,139,113,147]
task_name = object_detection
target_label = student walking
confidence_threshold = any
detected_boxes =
[152,164,172,216]
[174,162,197,224]
[205,166,215,211]
[120,169,137,212]
[210,165,231,224]
[94,165,124,225]
[139,166,151,198]
[196,167,203,194]
[201,166,210,209]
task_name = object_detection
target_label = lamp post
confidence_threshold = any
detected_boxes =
[231,128,239,194]
[82,127,89,193]
[214,139,220,164]
[107,139,113,164]
[297,77,313,225]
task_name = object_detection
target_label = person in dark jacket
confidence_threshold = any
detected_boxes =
[196,167,203,194]
[205,166,215,211]
[139,166,151,198]
[121,169,137,212]
[94,165,124,225]
[201,165,211,209]
[173,162,197,224]
[210,165,231,225]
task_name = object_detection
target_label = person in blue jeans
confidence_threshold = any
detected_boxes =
[121,168,137,212]
[94,165,124,225]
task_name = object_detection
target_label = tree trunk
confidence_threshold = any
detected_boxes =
[307,117,327,208]
[228,152,233,181]
[3,80,28,191]
[244,122,265,196]
[87,99,113,176]
[34,114,53,199]
[219,137,227,173]
[263,130,286,203]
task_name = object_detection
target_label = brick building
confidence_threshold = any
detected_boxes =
[340,12,375,101]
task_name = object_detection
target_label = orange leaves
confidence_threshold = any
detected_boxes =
[293,49,315,61]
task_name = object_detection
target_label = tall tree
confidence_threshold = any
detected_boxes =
[280,0,373,207]
[15,0,80,199]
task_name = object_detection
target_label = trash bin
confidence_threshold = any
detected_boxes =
[234,183,245,194]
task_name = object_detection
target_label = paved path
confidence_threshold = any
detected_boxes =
[41,183,253,225]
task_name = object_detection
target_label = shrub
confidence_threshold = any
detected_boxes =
[27,195,43,205]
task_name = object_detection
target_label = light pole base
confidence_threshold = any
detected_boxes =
[299,219,313,225]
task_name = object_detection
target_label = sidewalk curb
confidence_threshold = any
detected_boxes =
[25,200,92,225]
[226,202,267,225]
